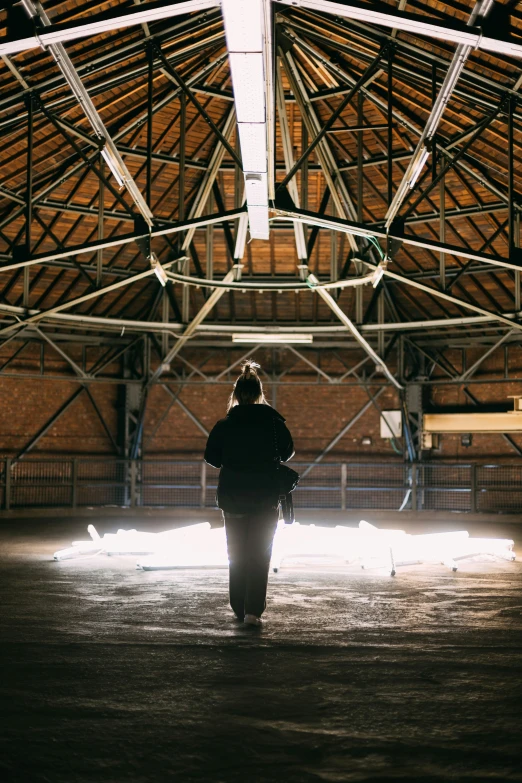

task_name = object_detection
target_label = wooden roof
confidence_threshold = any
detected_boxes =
[1,0,521,345]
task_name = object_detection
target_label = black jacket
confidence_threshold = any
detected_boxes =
[204,404,294,513]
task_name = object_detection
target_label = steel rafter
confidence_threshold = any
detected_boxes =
[0,0,521,426]
[279,0,522,60]
[0,0,219,56]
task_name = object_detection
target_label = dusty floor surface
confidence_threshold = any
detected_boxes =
[1,511,522,783]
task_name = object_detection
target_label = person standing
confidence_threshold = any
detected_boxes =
[204,360,294,626]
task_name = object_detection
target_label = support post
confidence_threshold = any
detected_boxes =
[146,40,154,209]
[330,223,337,281]
[515,212,520,313]
[179,93,186,220]
[341,462,347,510]
[182,257,190,322]
[301,120,308,213]
[357,91,363,222]
[24,92,33,308]
[440,167,446,290]
[5,458,11,511]
[97,159,104,287]
[508,96,514,259]
[206,191,214,279]
[387,51,393,206]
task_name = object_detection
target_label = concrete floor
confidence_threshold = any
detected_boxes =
[1,509,522,782]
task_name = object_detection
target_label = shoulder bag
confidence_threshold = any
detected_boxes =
[272,418,300,495]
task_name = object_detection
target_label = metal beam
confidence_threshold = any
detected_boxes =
[279,46,386,189]
[21,1,154,226]
[385,0,494,228]
[0,50,229,237]
[459,329,516,382]
[275,57,307,260]
[0,208,245,274]
[0,0,219,56]
[154,45,242,168]
[283,26,522,215]
[281,49,358,254]
[308,273,402,389]
[162,385,209,436]
[2,301,522,336]
[273,205,522,276]
[279,0,522,60]
[182,108,238,250]
[147,267,238,384]
[34,327,87,379]
[13,387,85,462]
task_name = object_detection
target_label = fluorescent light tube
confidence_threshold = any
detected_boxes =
[247,205,270,239]
[101,146,124,188]
[221,0,263,52]
[237,123,268,172]
[244,172,268,207]
[228,53,266,123]
[407,147,430,189]
[222,0,269,242]
[232,333,314,343]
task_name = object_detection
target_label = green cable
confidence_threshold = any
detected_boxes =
[368,235,385,260]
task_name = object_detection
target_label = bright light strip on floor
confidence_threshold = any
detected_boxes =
[53,521,516,578]
[222,0,270,240]
[232,333,313,343]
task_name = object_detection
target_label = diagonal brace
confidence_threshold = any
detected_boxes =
[308,273,402,389]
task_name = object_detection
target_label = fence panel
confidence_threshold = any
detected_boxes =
[9,460,73,508]
[344,463,410,510]
[293,463,342,509]
[76,460,129,507]
[477,465,522,513]
[1,458,522,513]
[418,463,472,512]
[140,461,202,507]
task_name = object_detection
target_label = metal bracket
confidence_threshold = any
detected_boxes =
[386,217,404,259]
[134,217,152,260]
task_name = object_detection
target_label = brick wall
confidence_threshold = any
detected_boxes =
[0,342,521,462]
[144,380,402,460]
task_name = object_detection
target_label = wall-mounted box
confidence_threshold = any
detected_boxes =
[380,410,402,439]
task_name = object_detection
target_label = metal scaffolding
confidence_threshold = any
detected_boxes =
[1,0,522,464]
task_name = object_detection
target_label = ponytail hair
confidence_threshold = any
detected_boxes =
[227,359,268,411]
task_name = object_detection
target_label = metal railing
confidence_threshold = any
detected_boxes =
[1,458,522,514]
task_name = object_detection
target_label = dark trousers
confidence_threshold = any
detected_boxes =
[223,509,279,619]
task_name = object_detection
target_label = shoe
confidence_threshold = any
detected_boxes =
[244,614,262,627]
